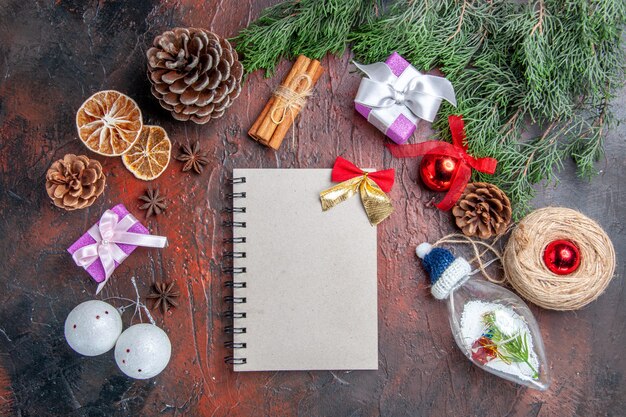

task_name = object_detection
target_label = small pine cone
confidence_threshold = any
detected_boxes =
[146,27,244,124]
[452,182,512,239]
[45,154,106,210]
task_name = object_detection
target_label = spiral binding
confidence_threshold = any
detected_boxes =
[224,356,247,365]
[223,295,246,303]
[224,325,246,334]
[224,207,246,213]
[223,221,246,229]
[222,266,246,274]
[223,311,246,319]
[224,281,247,288]
[223,237,246,244]
[223,251,246,259]
[224,341,247,348]
[223,176,247,366]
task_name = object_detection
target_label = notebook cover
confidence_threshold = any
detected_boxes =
[231,168,378,371]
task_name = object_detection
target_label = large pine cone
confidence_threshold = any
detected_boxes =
[45,154,106,210]
[452,182,512,239]
[147,28,244,124]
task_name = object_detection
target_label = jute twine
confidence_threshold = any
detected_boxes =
[270,74,313,125]
[270,73,313,148]
[435,233,508,284]
[503,207,616,311]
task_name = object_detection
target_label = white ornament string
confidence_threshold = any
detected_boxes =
[103,276,155,326]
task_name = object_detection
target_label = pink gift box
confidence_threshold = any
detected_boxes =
[355,52,423,145]
[67,204,148,284]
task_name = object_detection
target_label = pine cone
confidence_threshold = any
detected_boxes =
[45,154,106,210]
[452,182,512,239]
[147,28,244,124]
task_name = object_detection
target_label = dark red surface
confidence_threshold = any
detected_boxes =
[0,1,625,416]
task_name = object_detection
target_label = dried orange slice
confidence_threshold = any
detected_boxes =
[76,90,143,156]
[122,125,171,180]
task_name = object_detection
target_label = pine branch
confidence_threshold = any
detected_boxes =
[232,0,378,75]
[446,0,469,42]
[529,0,545,36]
[234,0,626,215]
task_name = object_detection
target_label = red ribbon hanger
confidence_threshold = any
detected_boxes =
[385,115,497,211]
[331,156,395,192]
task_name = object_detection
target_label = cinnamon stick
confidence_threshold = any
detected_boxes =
[251,55,309,145]
[267,58,324,150]
[248,55,324,150]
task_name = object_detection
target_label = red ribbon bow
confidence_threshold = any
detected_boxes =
[385,115,497,211]
[331,156,395,192]
[320,157,395,225]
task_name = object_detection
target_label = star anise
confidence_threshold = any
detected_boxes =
[146,281,180,314]
[139,187,167,218]
[175,142,210,174]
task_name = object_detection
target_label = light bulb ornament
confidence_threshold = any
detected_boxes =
[416,242,550,390]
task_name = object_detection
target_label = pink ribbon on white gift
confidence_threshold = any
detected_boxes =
[72,209,167,293]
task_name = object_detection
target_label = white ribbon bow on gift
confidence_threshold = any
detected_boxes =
[354,61,457,123]
[72,210,168,293]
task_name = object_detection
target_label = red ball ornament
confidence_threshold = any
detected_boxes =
[419,154,459,192]
[543,240,581,275]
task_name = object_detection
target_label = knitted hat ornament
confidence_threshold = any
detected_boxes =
[416,242,471,299]
[416,242,550,390]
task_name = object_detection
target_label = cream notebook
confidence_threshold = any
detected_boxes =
[226,169,378,371]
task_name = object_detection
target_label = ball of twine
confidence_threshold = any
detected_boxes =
[503,207,616,311]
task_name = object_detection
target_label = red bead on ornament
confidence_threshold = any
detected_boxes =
[419,154,459,192]
[543,240,581,275]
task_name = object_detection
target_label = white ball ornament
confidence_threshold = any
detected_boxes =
[64,300,123,356]
[114,323,171,379]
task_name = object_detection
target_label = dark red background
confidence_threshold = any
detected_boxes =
[0,1,624,416]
